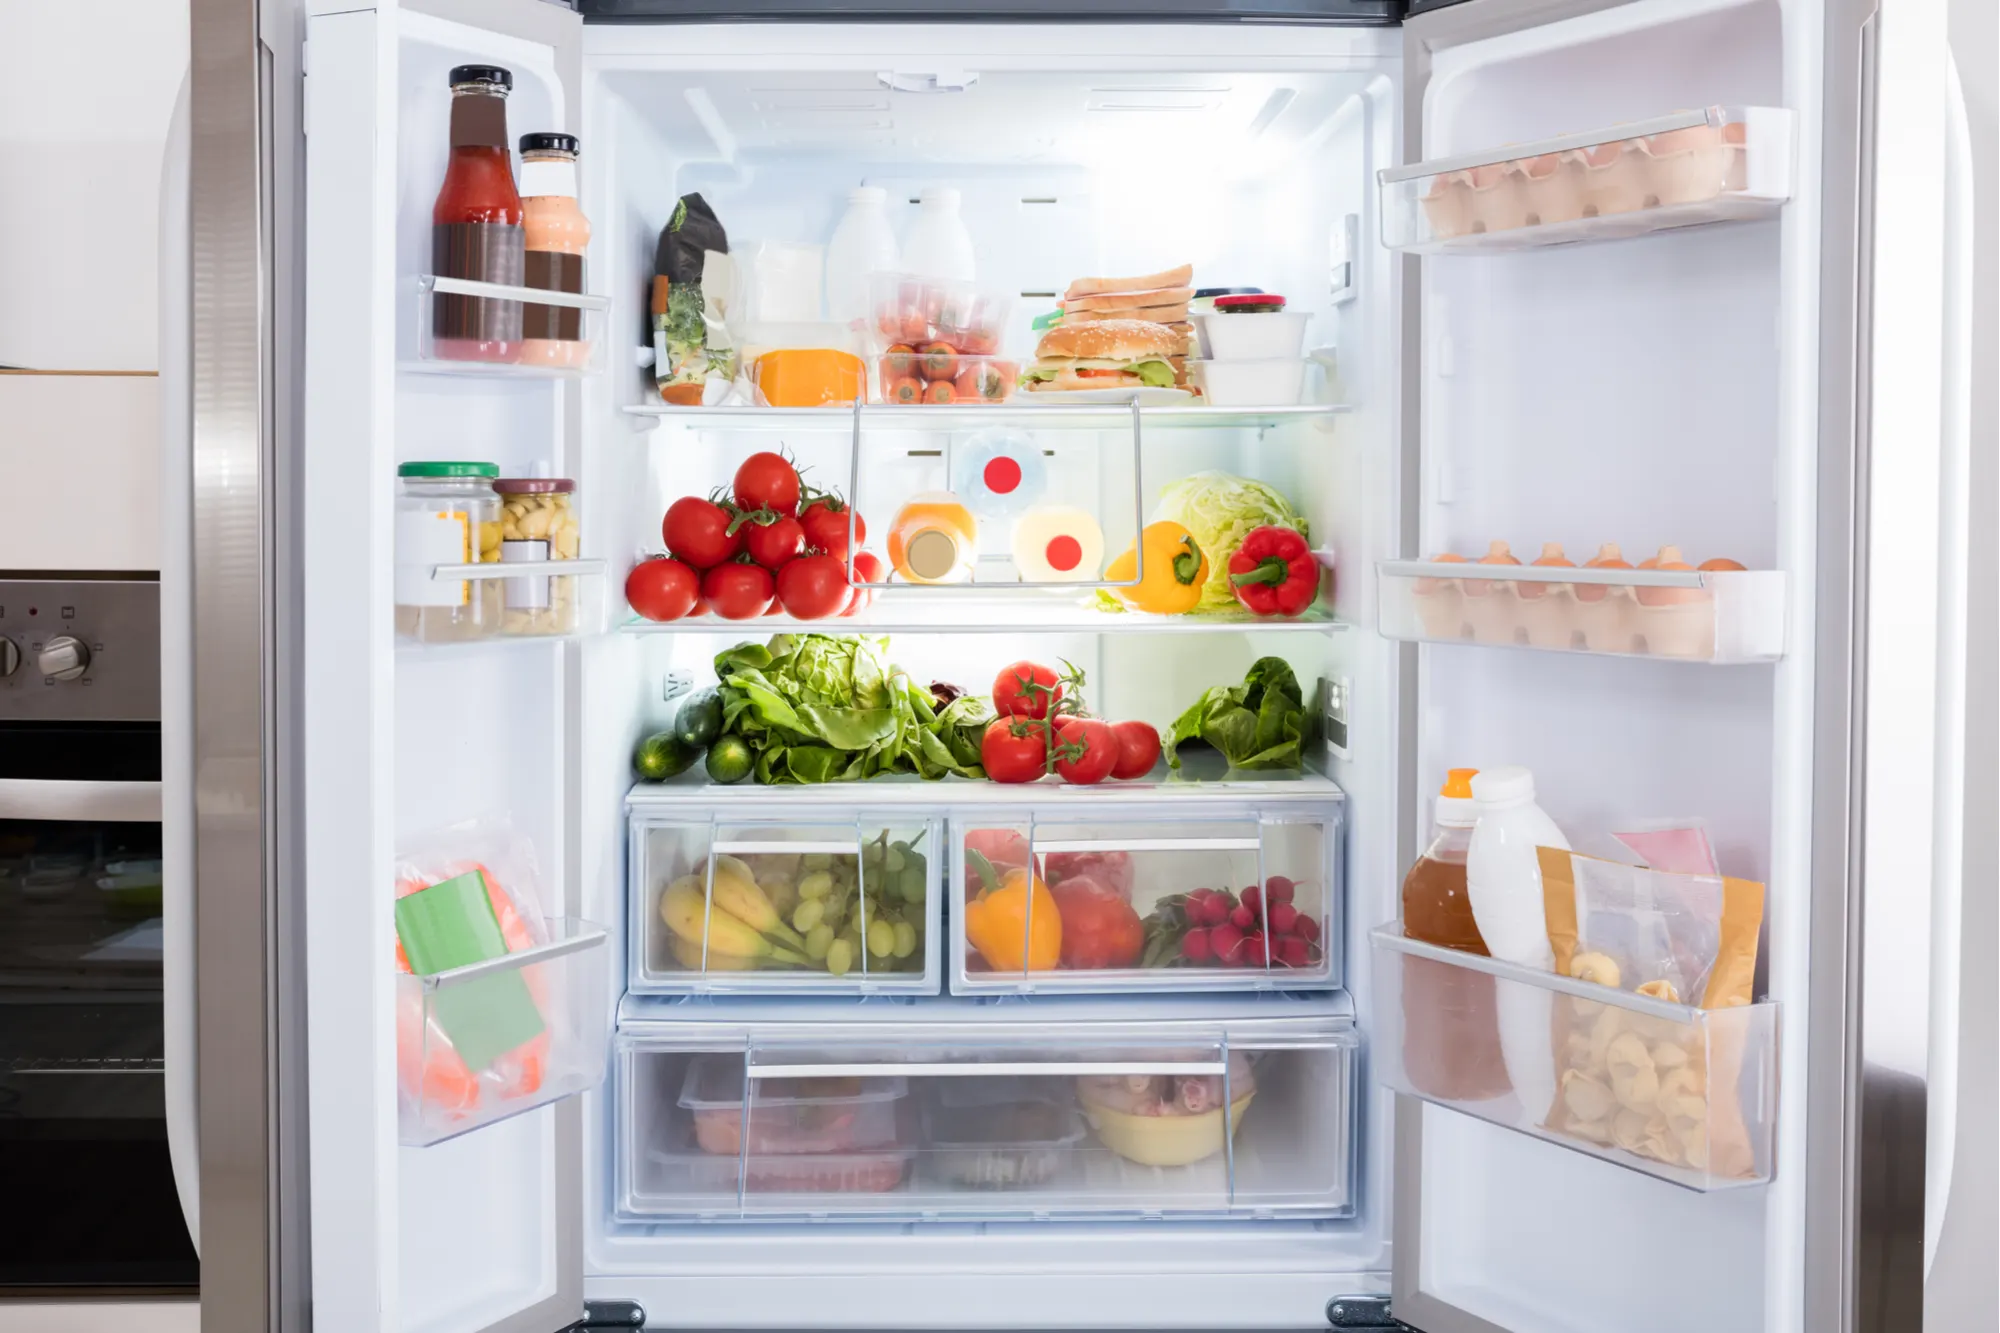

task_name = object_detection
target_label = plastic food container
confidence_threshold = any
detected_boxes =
[1075,1055,1258,1167]
[1187,358,1306,407]
[922,1078,1087,1189]
[1192,300,1311,361]
[749,348,866,407]
[869,272,1013,357]
[395,461,501,643]
[876,350,1017,405]
[680,1055,907,1156]
[493,476,580,636]
[647,1124,915,1195]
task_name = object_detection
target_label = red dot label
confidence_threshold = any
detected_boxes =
[1045,535,1083,572]
[983,456,1022,494]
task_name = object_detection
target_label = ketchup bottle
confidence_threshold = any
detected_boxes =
[432,65,524,363]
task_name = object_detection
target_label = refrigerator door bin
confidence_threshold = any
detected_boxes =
[409,274,611,377]
[614,1026,1357,1221]
[627,811,941,995]
[396,916,610,1147]
[952,808,1340,994]
[1371,926,1778,1191]
[1379,106,1796,254]
[1376,559,1787,662]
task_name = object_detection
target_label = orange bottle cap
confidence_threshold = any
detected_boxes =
[1441,768,1478,798]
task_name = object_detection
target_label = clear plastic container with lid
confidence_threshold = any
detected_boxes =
[395,461,501,642]
[494,475,580,636]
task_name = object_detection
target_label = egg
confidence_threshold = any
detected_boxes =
[1637,544,1703,607]
[1517,541,1574,602]
[1574,542,1632,604]
[1462,539,1521,597]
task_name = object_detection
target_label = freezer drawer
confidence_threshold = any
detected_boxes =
[627,809,940,994]
[951,808,1340,993]
[398,917,610,1147]
[1371,927,1778,1191]
[613,1025,1358,1221]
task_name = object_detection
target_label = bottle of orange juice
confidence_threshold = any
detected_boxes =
[888,493,977,584]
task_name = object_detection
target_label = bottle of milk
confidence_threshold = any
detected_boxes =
[1465,766,1570,1117]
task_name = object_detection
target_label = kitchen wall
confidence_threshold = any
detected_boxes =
[0,0,187,571]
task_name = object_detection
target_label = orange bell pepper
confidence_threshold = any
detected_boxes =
[962,848,1062,971]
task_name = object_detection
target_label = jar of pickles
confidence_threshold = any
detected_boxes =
[395,461,501,642]
[494,475,580,635]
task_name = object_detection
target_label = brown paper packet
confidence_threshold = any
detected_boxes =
[1537,847,1766,1179]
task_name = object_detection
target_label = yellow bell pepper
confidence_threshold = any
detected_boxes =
[1105,521,1209,615]
[962,849,1062,971]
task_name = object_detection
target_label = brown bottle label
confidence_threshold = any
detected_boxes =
[523,250,584,341]
[449,95,508,149]
[432,222,525,344]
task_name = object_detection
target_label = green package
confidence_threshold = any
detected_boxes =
[395,870,545,1073]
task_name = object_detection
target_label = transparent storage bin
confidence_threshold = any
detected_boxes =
[1371,926,1777,1191]
[951,809,1340,994]
[410,275,610,377]
[1379,107,1796,254]
[1376,559,1787,663]
[627,809,941,995]
[614,1024,1357,1221]
[396,916,610,1147]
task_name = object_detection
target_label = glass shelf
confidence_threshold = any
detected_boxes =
[625,759,1346,809]
[621,403,1350,431]
[620,589,1345,636]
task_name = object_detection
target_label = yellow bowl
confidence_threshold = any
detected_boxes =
[1081,1093,1255,1168]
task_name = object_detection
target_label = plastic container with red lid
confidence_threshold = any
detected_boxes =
[1213,293,1288,313]
[1192,296,1310,362]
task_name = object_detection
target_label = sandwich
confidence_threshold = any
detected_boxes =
[1021,319,1183,392]
[1061,264,1194,327]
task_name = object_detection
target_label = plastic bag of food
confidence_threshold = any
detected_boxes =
[652,193,731,404]
[1537,848,1765,1178]
[393,818,554,1126]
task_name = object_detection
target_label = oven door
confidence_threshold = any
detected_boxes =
[0,727,198,1298]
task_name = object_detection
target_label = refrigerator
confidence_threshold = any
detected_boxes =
[159,0,1990,1330]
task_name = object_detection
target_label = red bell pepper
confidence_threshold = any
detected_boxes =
[1228,526,1318,616]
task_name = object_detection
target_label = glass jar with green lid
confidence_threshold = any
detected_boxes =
[395,461,502,642]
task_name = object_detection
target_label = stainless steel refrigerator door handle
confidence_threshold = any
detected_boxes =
[0,778,164,823]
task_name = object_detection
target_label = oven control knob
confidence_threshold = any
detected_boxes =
[37,635,90,682]
[0,637,18,678]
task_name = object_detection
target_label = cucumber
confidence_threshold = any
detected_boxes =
[633,731,698,783]
[704,735,754,785]
[675,686,723,749]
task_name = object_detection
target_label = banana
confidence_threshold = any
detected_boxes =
[669,933,760,972]
[705,855,809,950]
[658,875,807,963]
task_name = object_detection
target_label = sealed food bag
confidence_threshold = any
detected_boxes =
[393,819,555,1129]
[1537,848,1766,1180]
[1609,818,1720,877]
[652,193,731,404]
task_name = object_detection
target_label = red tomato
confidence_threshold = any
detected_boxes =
[624,557,699,622]
[701,562,775,620]
[1046,850,1134,900]
[741,513,805,569]
[881,344,918,380]
[885,376,923,406]
[688,593,711,617]
[1051,876,1145,969]
[733,451,801,517]
[842,551,886,615]
[918,342,960,382]
[775,553,851,620]
[992,661,1062,720]
[663,497,742,569]
[799,498,865,560]
[1109,720,1162,780]
[1054,717,1117,785]
[981,716,1050,784]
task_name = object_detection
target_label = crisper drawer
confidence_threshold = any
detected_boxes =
[627,807,940,994]
[951,807,1340,994]
[613,1022,1357,1222]
[1371,927,1778,1191]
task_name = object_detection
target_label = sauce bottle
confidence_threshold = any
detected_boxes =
[517,133,591,369]
[432,65,524,363]
[1401,768,1487,954]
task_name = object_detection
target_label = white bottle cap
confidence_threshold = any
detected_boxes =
[919,187,961,210]
[1471,765,1536,808]
[1434,793,1479,828]
[848,186,887,205]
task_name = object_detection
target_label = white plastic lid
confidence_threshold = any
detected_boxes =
[848,186,888,205]
[1471,765,1536,808]
[1434,793,1479,828]
[919,187,962,210]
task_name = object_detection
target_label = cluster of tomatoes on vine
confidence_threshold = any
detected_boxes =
[979,660,1163,785]
[624,450,886,622]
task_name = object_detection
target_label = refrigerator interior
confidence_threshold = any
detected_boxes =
[301,3,1809,1330]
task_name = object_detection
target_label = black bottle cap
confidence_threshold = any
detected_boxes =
[449,64,513,90]
[520,132,580,155]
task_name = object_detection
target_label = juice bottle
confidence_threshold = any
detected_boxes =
[1399,768,1511,1104]
[432,66,525,363]
[1011,505,1104,583]
[888,493,977,584]
[517,132,591,369]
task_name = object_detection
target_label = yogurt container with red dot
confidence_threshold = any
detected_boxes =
[952,428,1048,518]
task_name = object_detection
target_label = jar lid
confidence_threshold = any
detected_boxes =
[493,476,576,493]
[1194,287,1264,299]
[449,65,513,91]
[1214,293,1286,310]
[399,461,499,478]
[520,132,578,156]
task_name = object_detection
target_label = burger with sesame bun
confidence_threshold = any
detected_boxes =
[1020,319,1182,393]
